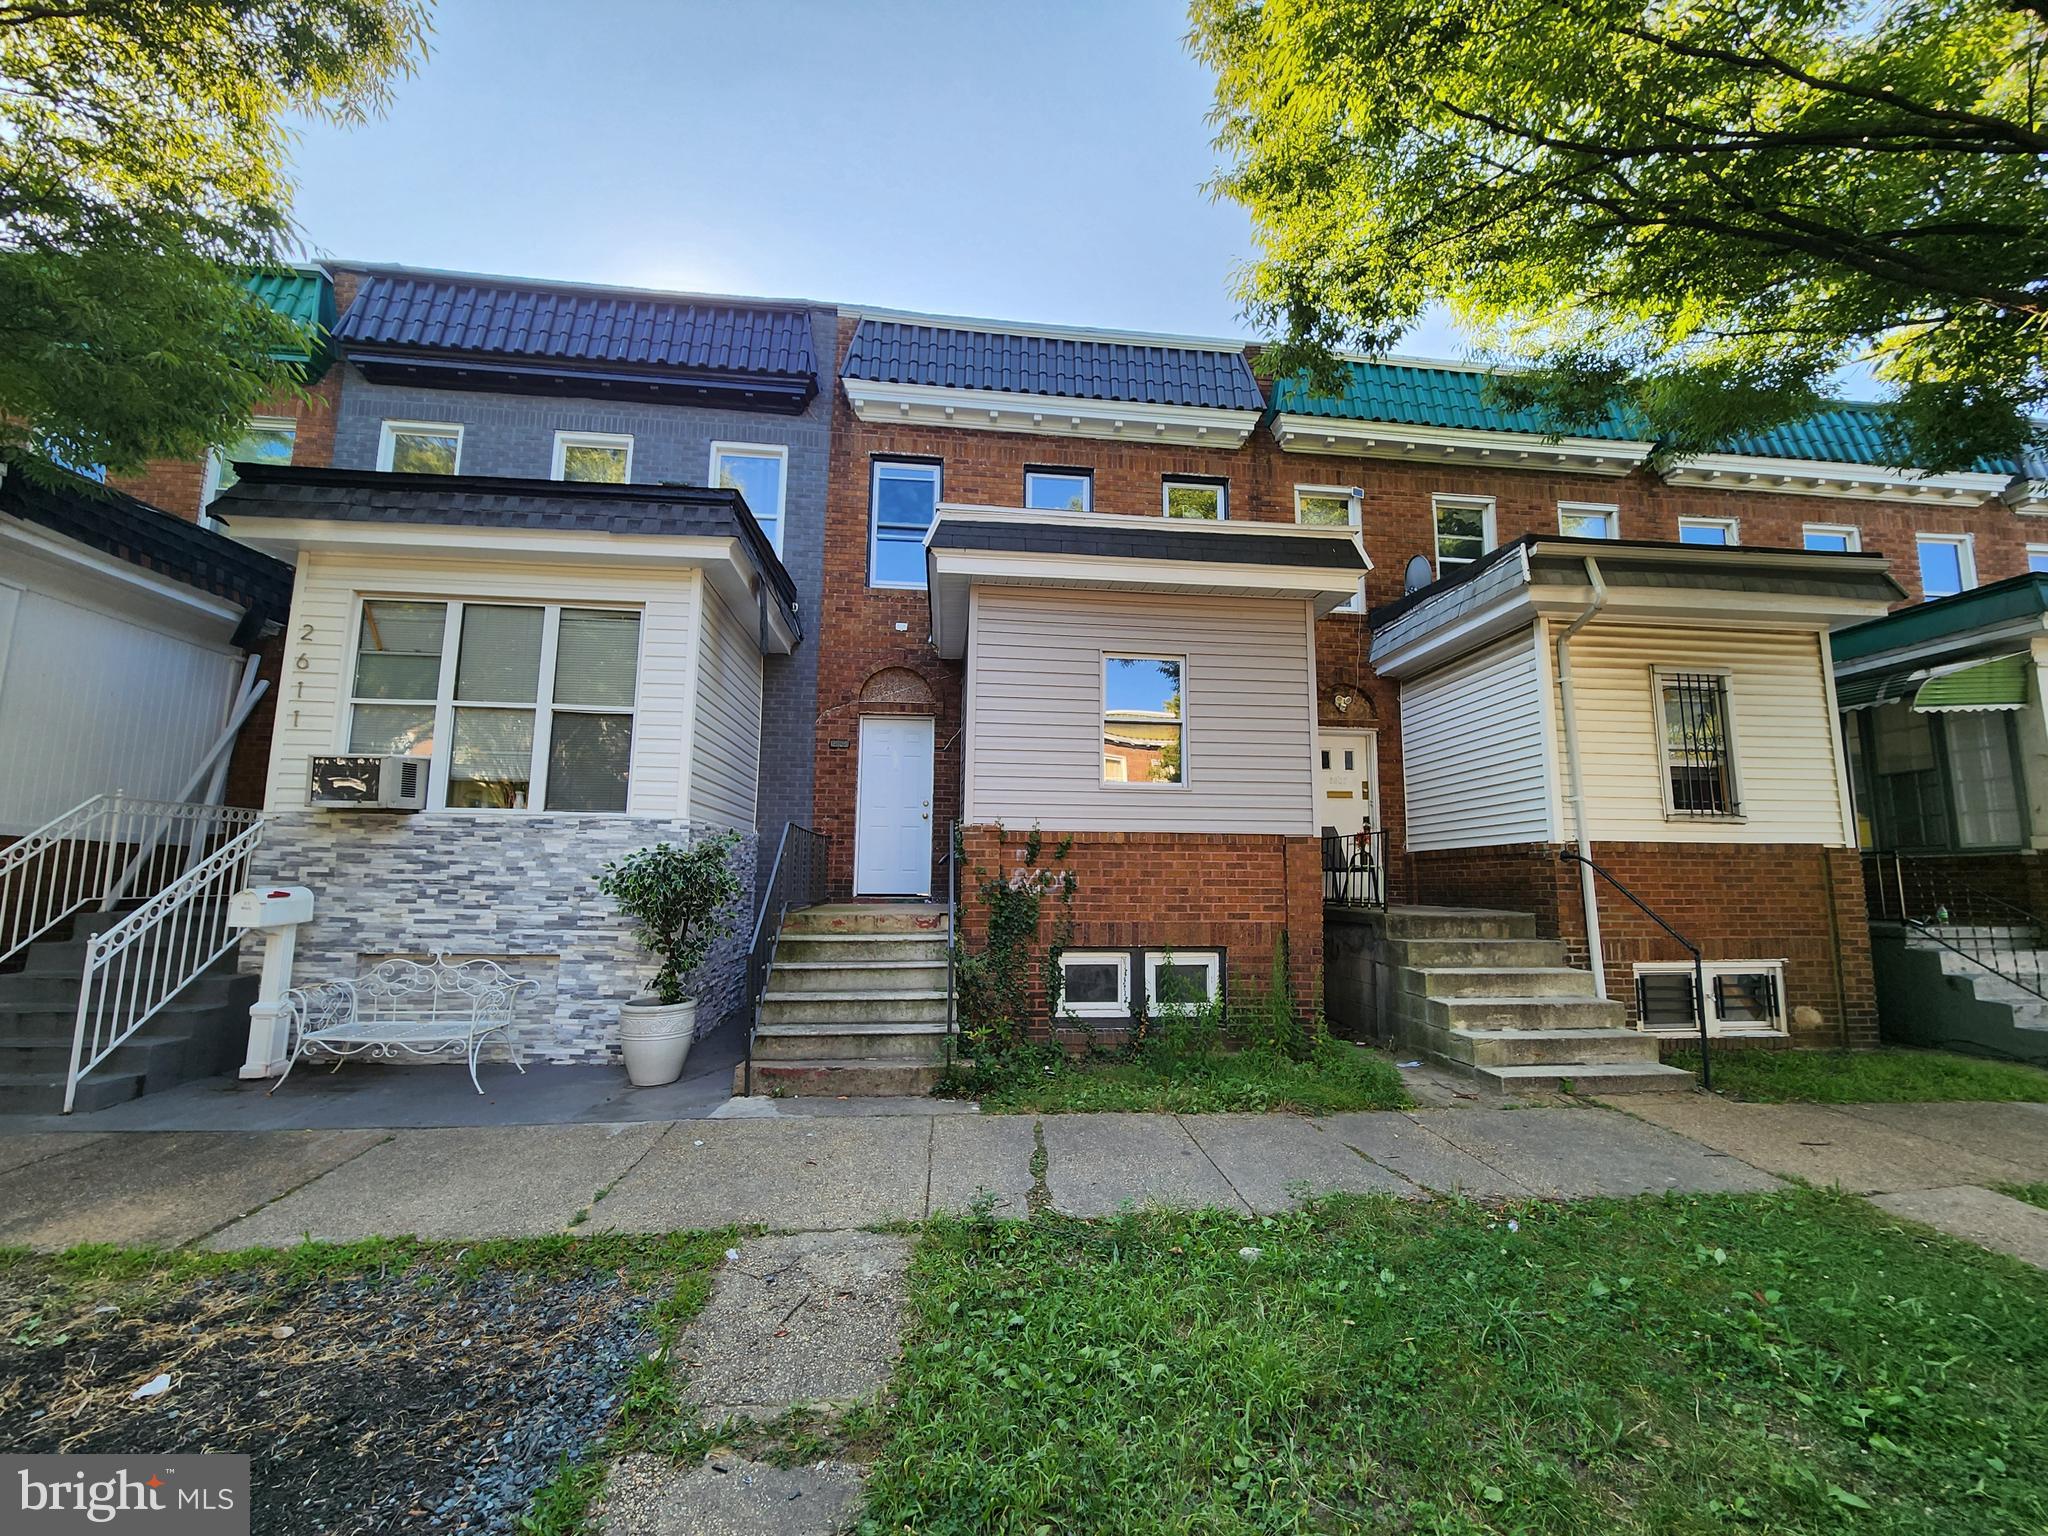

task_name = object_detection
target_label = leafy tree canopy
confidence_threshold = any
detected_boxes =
[0,0,430,476]
[1190,0,2048,470]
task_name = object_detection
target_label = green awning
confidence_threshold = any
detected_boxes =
[1912,654,2029,712]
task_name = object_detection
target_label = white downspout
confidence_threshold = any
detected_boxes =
[1555,556,1608,998]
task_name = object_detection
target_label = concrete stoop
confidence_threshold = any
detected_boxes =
[1367,906,1692,1094]
[739,904,958,1097]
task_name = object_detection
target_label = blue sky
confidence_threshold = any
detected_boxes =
[283,0,1466,352]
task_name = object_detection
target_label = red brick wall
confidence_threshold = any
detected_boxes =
[1410,839,1877,1047]
[957,823,1324,1036]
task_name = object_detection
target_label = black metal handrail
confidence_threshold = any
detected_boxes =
[1322,827,1387,909]
[1558,848,1712,1090]
[944,820,960,1072]
[741,822,828,1096]
[1862,851,2048,1003]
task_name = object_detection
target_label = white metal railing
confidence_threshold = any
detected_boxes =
[63,818,265,1113]
[1,794,262,965]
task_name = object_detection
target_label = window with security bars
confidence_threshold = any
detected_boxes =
[1657,671,1739,816]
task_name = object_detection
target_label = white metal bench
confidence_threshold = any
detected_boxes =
[274,956,539,1094]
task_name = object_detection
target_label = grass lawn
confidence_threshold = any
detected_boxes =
[1667,1045,2048,1104]
[956,1039,1409,1114]
[1998,1182,2048,1212]
[859,1190,2047,1534]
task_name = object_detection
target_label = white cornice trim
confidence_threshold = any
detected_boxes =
[1663,453,2010,506]
[1268,412,1653,475]
[843,379,1262,448]
[2003,482,2048,516]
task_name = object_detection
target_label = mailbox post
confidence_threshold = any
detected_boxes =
[228,886,313,1080]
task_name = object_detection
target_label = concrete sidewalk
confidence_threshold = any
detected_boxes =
[0,1103,1774,1251]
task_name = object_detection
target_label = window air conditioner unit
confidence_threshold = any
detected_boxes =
[308,754,428,811]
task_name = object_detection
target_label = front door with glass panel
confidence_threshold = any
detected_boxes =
[1316,729,1378,836]
[854,716,935,896]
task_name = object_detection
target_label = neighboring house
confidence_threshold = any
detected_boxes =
[215,465,801,1061]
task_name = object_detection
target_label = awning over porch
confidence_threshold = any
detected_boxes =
[1836,652,2029,713]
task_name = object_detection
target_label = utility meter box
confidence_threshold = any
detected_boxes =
[228,886,314,929]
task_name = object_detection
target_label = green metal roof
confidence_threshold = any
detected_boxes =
[1912,654,2029,712]
[243,267,335,377]
[1831,573,2048,665]
[1272,360,2022,474]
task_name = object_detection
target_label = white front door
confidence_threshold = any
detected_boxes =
[1316,729,1378,836]
[854,715,935,896]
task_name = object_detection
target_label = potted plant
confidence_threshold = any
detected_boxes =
[595,832,744,1086]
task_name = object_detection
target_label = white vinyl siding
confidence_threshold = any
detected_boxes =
[1554,621,1850,844]
[965,587,1312,833]
[264,550,701,818]
[1398,631,1554,851]
[687,585,766,830]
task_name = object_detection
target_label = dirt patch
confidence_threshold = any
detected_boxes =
[1,1257,661,1535]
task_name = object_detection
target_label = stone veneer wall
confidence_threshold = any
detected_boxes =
[244,813,757,1064]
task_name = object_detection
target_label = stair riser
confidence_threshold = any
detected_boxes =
[0,1000,245,1038]
[759,996,949,1026]
[0,972,257,1010]
[1378,911,1536,941]
[17,943,244,981]
[770,965,949,994]
[774,937,949,965]
[1401,968,1596,1000]
[0,1072,143,1114]
[1379,939,1570,969]
[751,1031,951,1062]
[1423,1028,1663,1069]
[0,1034,195,1077]
[1472,1065,1694,1095]
[738,1060,950,1097]
[782,909,951,938]
[1422,998,1629,1031]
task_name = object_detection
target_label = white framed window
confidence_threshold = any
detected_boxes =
[1634,960,1786,1035]
[1432,494,1493,573]
[1803,523,1860,553]
[203,415,296,506]
[1025,468,1093,512]
[1652,667,1742,818]
[378,420,463,475]
[1915,533,1976,600]
[1295,485,1365,612]
[1558,502,1619,539]
[552,431,632,484]
[870,459,941,589]
[1103,654,1184,786]
[709,441,789,553]
[345,598,641,812]
[1145,950,1220,1015]
[2029,544,2048,575]
[1163,477,1227,520]
[1678,516,1738,546]
[1058,950,1130,1020]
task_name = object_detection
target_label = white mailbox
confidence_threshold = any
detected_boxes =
[228,886,314,930]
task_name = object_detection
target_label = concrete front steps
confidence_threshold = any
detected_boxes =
[1379,906,1693,1094]
[739,904,958,1097]
[0,909,256,1113]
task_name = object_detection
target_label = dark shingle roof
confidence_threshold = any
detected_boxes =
[335,274,817,381]
[842,319,1265,411]
[1,458,294,625]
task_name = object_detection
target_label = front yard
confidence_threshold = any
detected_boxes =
[1669,1045,2048,1104]
[951,1038,1410,1115]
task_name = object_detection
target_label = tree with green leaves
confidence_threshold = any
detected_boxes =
[0,0,430,477]
[1189,0,2048,470]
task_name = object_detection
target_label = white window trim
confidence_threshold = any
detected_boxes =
[2028,543,2048,573]
[378,420,465,474]
[342,596,643,814]
[1024,468,1094,513]
[1677,516,1739,545]
[1161,477,1228,520]
[1430,492,1495,574]
[1058,950,1131,1020]
[1101,651,1187,789]
[708,440,789,553]
[1915,532,1977,599]
[1558,501,1620,538]
[1802,522,1861,552]
[552,430,634,483]
[869,459,942,590]
[1650,664,1745,821]
[1144,950,1220,1015]
[1633,959,1788,1036]
[1295,485,1365,611]
[203,414,297,509]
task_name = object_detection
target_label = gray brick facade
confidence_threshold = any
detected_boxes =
[326,307,833,839]
[245,813,758,1064]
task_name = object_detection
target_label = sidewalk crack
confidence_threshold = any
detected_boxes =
[1176,1115,1254,1215]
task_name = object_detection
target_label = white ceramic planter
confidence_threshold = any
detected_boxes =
[617,996,697,1087]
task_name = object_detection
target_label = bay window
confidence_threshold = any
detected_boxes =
[347,598,640,812]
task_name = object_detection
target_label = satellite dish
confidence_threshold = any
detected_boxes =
[1403,555,1435,594]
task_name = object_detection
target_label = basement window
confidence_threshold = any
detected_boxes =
[1145,951,1220,1015]
[1633,961,1785,1035]
[1058,951,1130,1020]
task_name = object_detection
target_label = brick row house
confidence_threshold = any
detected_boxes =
[18,261,2048,1112]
